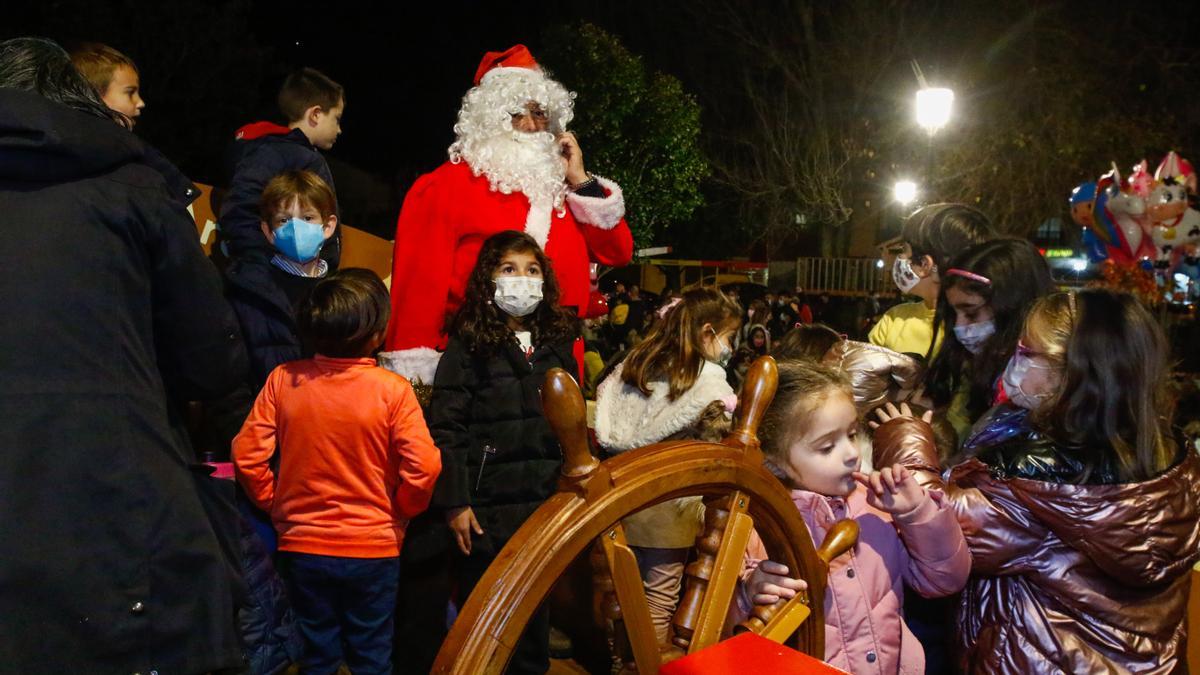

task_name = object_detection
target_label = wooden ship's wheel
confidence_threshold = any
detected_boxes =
[432,357,858,674]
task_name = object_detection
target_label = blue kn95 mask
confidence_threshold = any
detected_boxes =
[273,217,325,262]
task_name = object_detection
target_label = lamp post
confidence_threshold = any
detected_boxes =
[915,86,954,192]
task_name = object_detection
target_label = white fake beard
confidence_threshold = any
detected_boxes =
[463,130,568,210]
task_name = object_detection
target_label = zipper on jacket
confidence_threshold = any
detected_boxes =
[475,444,496,493]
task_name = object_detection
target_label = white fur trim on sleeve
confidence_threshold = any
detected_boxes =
[376,347,442,385]
[566,175,625,230]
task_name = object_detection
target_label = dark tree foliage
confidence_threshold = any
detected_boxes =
[540,22,708,251]
[666,0,1200,255]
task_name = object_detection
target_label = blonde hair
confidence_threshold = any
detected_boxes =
[620,288,741,400]
[1022,292,1075,366]
[758,361,854,466]
[69,42,137,94]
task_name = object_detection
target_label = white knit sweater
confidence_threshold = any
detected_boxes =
[595,360,734,451]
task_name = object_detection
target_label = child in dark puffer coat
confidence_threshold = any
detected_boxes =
[402,231,580,675]
[219,67,343,266]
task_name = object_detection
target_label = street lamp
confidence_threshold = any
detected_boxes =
[894,180,918,206]
[915,86,954,194]
[915,87,954,136]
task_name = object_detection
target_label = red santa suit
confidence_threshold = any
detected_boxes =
[381,45,638,379]
[381,44,638,381]
[386,161,631,365]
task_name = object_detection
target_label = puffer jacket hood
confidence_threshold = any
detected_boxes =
[875,413,1200,674]
[0,88,143,182]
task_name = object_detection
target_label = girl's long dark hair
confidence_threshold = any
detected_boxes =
[620,287,741,400]
[0,37,128,126]
[925,238,1055,418]
[448,230,578,355]
[1032,290,1175,482]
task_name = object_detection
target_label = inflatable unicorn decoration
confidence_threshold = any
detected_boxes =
[1072,152,1200,272]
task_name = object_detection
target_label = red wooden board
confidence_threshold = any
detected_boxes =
[659,633,849,674]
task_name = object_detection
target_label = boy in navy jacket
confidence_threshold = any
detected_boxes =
[220,67,344,266]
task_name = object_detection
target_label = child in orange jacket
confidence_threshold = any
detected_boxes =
[234,269,441,674]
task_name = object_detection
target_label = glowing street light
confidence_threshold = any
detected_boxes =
[915,87,954,136]
[894,180,918,205]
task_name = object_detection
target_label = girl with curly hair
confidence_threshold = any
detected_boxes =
[422,230,579,674]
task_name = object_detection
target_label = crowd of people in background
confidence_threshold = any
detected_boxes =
[3,32,1200,675]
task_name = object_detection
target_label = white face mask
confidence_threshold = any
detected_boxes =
[716,338,733,367]
[493,276,544,317]
[1002,350,1054,410]
[892,256,923,294]
[954,319,996,355]
[707,327,733,366]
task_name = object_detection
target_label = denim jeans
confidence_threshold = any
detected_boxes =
[280,552,401,675]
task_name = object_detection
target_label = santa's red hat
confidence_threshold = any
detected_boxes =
[473,44,540,85]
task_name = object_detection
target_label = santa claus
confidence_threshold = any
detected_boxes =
[382,45,633,382]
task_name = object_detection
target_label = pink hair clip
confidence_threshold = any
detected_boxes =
[945,268,992,285]
[657,296,683,319]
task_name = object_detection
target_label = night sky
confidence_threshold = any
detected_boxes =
[7,0,684,234]
[238,0,710,183]
[10,0,679,174]
[246,0,623,175]
[8,1,1200,253]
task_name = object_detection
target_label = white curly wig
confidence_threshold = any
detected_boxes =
[449,68,577,211]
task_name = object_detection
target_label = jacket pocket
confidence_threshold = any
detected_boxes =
[474,444,497,494]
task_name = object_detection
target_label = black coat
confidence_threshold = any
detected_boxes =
[423,336,577,556]
[0,89,249,674]
[207,261,320,462]
[225,259,318,388]
[238,511,303,675]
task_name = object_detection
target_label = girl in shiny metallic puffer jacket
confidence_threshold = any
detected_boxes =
[875,289,1200,674]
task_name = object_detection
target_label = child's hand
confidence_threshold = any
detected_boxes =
[746,560,808,605]
[868,401,934,429]
[852,464,926,517]
[446,506,484,556]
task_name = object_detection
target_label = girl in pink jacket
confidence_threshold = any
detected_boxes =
[740,361,970,674]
